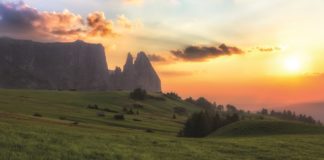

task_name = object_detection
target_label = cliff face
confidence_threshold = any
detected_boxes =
[0,38,109,90]
[0,37,161,92]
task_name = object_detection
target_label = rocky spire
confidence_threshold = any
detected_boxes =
[123,52,134,73]
[133,51,161,92]
[121,52,136,90]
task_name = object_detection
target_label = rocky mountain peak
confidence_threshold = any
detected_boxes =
[134,51,150,65]
[123,52,134,73]
[133,51,161,92]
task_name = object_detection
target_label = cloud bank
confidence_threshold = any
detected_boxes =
[171,44,244,61]
[0,1,133,41]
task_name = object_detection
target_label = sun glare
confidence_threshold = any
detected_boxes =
[284,56,302,73]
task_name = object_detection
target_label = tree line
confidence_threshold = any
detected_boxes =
[178,110,240,137]
[179,96,242,137]
[259,108,322,125]
[129,89,322,137]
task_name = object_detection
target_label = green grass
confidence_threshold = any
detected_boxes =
[210,120,324,137]
[0,89,324,160]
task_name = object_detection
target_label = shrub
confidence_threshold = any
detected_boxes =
[173,114,177,119]
[103,108,118,113]
[146,129,154,133]
[114,114,125,120]
[130,88,147,100]
[97,112,106,117]
[127,108,134,115]
[87,104,99,110]
[133,118,142,122]
[164,92,181,100]
[72,121,79,125]
[59,116,66,120]
[133,103,144,109]
[185,97,217,110]
[33,113,42,117]
[148,95,166,101]
[173,107,187,115]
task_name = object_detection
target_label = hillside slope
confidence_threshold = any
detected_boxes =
[0,89,199,134]
[210,120,324,137]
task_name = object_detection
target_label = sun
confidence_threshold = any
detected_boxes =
[284,56,302,73]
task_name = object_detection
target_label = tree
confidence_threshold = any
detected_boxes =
[217,105,224,112]
[179,110,241,138]
[195,97,214,110]
[260,108,268,115]
[180,111,211,137]
[185,97,195,104]
[172,114,177,119]
[226,104,238,114]
[164,92,181,100]
[130,88,147,100]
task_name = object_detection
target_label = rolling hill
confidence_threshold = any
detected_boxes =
[0,89,324,160]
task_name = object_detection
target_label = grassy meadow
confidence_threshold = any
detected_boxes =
[0,89,324,160]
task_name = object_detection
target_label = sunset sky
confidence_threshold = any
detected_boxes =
[1,0,324,109]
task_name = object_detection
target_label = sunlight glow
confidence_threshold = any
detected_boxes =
[284,56,302,73]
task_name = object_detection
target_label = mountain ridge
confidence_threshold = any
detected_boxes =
[0,37,161,91]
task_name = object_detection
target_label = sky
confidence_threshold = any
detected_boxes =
[1,0,324,110]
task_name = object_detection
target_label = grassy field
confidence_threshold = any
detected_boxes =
[0,89,324,160]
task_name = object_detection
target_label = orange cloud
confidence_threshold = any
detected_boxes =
[87,12,115,37]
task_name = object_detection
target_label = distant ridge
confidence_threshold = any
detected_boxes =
[285,102,324,122]
[0,37,161,91]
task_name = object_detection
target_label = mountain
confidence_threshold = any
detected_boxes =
[0,37,161,91]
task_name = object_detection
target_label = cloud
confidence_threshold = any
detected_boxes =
[257,47,281,52]
[171,44,244,61]
[0,1,133,41]
[117,15,133,29]
[159,71,192,77]
[123,0,144,5]
[147,54,166,62]
[87,12,115,37]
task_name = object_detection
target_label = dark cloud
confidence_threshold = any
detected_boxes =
[0,1,132,41]
[171,44,244,61]
[0,1,41,32]
[147,54,166,62]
